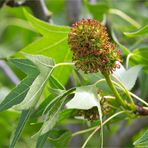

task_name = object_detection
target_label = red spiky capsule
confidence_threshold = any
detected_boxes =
[68,19,121,74]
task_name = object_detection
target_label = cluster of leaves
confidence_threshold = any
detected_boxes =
[0,0,148,147]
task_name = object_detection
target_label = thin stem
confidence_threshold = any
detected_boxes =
[130,92,148,107]
[109,8,141,29]
[81,111,126,148]
[72,126,98,137]
[72,111,126,137]
[111,80,148,108]
[40,62,75,69]
[126,53,134,69]
[95,76,135,109]
[54,62,75,68]
[94,78,106,85]
[102,72,127,108]
[113,75,136,110]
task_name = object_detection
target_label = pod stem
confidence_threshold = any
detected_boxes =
[102,72,127,108]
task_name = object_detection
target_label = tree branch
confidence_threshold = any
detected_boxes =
[0,0,52,86]
[65,0,82,25]
[0,0,6,8]
[5,0,52,22]
[0,60,20,85]
[24,0,52,22]
[136,105,148,116]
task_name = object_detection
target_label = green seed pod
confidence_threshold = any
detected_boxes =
[68,19,121,74]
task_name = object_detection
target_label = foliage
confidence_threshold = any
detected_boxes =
[134,130,148,146]
[0,0,148,148]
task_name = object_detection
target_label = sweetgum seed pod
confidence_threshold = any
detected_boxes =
[68,19,121,74]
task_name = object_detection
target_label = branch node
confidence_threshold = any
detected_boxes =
[136,105,148,116]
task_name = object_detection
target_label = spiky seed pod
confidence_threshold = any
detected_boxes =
[77,107,99,121]
[68,19,121,74]
[100,96,112,115]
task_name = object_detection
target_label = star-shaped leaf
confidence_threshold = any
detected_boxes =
[15,54,55,110]
[19,9,72,84]
[0,59,39,111]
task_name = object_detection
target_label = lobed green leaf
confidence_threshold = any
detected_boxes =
[20,10,72,84]
[14,54,55,110]
[0,59,39,111]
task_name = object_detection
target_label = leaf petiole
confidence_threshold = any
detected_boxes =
[112,75,136,110]
[102,72,127,108]
[81,111,126,148]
